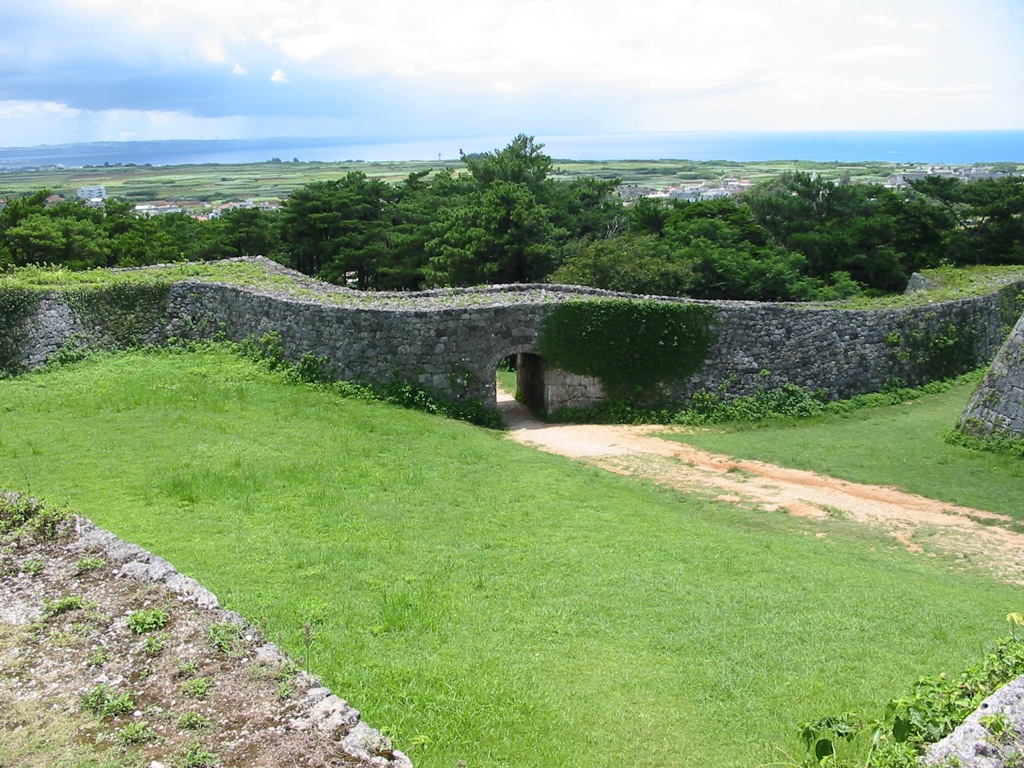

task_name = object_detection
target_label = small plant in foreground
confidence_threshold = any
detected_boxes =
[799,634,1024,767]
[1008,612,1023,640]
[21,558,44,575]
[207,621,244,657]
[7,500,68,541]
[176,711,212,731]
[302,622,314,670]
[144,632,168,655]
[74,556,106,574]
[177,740,221,767]
[127,608,169,634]
[86,648,113,667]
[980,713,1014,744]
[181,676,213,700]
[277,680,294,699]
[42,595,84,618]
[115,720,156,746]
[79,683,134,718]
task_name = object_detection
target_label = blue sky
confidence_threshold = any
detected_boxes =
[1,0,1022,148]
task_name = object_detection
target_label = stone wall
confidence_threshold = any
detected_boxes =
[3,257,1023,411]
[958,312,1024,438]
[665,293,1019,403]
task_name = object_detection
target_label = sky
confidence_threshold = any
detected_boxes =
[1,0,1023,148]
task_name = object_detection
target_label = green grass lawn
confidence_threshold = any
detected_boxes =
[665,381,1024,521]
[2,349,1022,767]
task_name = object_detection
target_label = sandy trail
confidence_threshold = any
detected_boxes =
[498,392,1024,584]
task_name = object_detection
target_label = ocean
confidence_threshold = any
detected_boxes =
[1,131,1022,168]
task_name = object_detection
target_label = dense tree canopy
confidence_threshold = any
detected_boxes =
[3,137,1023,302]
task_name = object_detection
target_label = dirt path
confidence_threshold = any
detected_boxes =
[498,393,1024,584]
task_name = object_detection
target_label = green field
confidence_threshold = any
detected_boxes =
[0,157,912,208]
[0,160,445,206]
[1,347,1021,767]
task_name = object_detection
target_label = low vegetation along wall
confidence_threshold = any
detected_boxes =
[2,257,1023,411]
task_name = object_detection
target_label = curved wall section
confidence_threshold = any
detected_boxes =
[3,258,1022,410]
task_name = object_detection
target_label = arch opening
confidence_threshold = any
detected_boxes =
[493,351,547,414]
[493,351,603,415]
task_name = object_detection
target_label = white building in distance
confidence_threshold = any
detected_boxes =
[76,186,107,204]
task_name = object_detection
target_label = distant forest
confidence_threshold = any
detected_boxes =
[2,135,1022,302]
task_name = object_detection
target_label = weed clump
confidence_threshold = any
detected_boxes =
[127,608,169,634]
[79,683,134,718]
[0,493,69,541]
[207,622,245,657]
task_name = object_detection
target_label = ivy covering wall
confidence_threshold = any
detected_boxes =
[537,299,717,401]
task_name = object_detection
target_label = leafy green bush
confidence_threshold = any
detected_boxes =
[115,721,156,746]
[177,741,221,768]
[73,556,107,574]
[208,622,245,657]
[181,677,214,700]
[177,711,212,731]
[144,633,168,655]
[945,425,1024,459]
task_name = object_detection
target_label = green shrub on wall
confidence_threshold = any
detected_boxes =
[538,299,716,402]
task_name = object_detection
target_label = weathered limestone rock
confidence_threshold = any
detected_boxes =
[959,312,1024,439]
[923,676,1024,768]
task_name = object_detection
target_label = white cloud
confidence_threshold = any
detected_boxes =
[910,16,943,33]
[0,100,81,120]
[194,35,228,64]
[866,79,995,97]
[861,13,898,27]
[4,0,1022,143]
[825,45,929,63]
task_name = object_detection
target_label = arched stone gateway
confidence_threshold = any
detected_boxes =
[4,257,1024,413]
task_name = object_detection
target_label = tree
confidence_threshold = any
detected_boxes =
[908,175,1024,266]
[461,133,552,189]
[743,173,912,291]
[549,234,694,296]
[425,135,620,286]
[426,179,566,285]
[215,207,281,259]
[278,172,392,288]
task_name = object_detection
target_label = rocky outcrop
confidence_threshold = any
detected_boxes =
[923,676,1024,768]
[959,312,1024,439]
